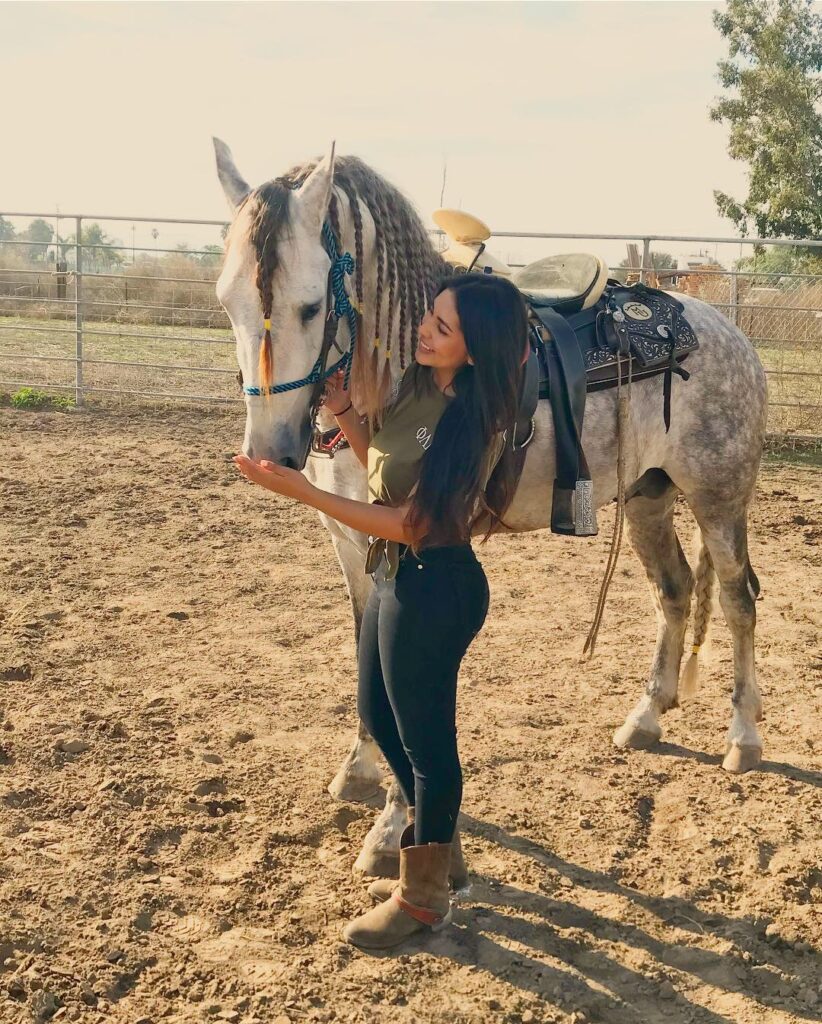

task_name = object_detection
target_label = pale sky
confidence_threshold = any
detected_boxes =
[2,1,761,266]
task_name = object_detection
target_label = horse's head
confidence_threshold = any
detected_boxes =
[213,137,337,468]
[213,139,447,466]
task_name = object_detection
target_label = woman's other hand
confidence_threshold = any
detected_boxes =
[321,368,353,415]
[233,455,316,502]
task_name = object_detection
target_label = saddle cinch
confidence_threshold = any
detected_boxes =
[434,210,699,538]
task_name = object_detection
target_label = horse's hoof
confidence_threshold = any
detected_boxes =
[353,849,399,879]
[327,771,382,804]
[613,722,661,750]
[722,744,762,774]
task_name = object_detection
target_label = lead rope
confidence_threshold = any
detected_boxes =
[583,352,632,658]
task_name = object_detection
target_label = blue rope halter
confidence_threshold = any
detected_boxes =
[242,220,358,397]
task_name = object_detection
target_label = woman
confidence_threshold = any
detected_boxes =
[233,273,529,950]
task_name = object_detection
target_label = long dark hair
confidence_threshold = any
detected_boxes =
[405,274,529,550]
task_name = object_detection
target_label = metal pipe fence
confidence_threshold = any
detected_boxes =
[1,211,820,436]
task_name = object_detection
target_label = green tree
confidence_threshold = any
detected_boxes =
[711,0,822,238]
[196,244,224,266]
[0,217,16,244]
[57,233,74,261]
[21,218,54,260]
[61,223,124,270]
[84,223,124,269]
[735,243,822,277]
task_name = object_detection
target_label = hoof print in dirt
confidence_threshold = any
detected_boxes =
[193,777,229,797]
[1,664,32,681]
[54,737,90,755]
[184,780,246,817]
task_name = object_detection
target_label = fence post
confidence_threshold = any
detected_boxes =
[640,238,651,284]
[75,216,84,406]
[729,270,738,326]
[56,259,67,300]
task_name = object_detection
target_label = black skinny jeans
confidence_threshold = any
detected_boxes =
[357,542,490,846]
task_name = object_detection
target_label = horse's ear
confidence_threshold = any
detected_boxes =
[213,137,251,212]
[296,143,336,230]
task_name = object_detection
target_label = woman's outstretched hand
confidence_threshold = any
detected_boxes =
[321,367,353,415]
[232,455,316,502]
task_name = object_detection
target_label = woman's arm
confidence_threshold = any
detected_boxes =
[321,367,371,468]
[232,455,420,544]
[309,486,416,543]
[334,405,370,468]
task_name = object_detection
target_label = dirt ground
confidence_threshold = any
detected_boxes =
[0,403,820,1024]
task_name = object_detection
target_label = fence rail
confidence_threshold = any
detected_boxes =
[1,211,820,436]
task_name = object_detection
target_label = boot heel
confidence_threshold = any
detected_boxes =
[431,907,453,932]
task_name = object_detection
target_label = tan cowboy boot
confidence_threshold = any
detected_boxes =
[367,817,468,902]
[342,826,452,950]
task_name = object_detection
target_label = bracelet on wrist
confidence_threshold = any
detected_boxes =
[335,402,353,417]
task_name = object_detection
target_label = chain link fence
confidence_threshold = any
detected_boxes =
[1,213,820,436]
[664,264,821,438]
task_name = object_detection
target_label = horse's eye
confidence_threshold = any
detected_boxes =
[301,301,322,325]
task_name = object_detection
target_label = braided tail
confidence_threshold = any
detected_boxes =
[680,529,715,699]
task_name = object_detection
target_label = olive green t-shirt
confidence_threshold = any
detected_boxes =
[364,361,506,579]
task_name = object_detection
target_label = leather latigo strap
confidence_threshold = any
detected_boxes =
[392,890,446,926]
[536,306,588,491]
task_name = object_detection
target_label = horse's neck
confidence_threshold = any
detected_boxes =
[335,187,443,394]
[334,189,400,391]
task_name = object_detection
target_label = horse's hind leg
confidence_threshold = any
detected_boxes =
[688,499,762,773]
[614,477,694,751]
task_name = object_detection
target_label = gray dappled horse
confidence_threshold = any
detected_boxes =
[213,139,767,877]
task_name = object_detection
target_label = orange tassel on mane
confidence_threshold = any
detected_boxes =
[258,327,274,397]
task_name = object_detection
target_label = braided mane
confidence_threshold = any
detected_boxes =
[225,155,447,426]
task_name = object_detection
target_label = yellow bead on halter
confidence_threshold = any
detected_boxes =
[692,644,701,654]
[373,336,380,347]
[264,319,272,331]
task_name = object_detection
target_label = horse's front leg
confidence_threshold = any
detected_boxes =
[353,778,408,879]
[325,530,385,802]
[323,531,409,867]
[328,719,384,803]
[310,468,408,858]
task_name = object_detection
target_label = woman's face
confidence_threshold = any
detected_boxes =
[416,288,472,372]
